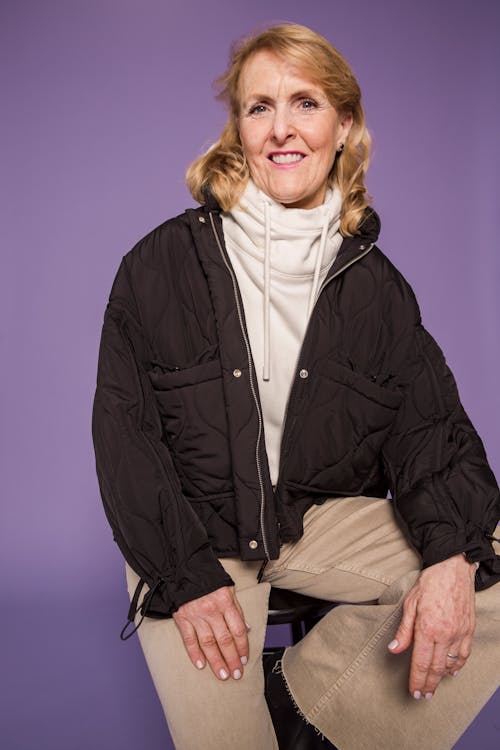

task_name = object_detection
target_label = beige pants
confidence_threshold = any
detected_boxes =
[125,496,500,750]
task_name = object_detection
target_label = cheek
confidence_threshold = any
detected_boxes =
[239,122,267,159]
[302,117,337,154]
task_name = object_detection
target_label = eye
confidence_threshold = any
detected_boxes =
[298,98,318,111]
[248,103,269,116]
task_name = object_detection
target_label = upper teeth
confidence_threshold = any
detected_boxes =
[270,153,303,164]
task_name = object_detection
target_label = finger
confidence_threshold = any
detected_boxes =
[234,596,251,631]
[444,642,461,675]
[211,614,245,680]
[196,617,232,681]
[389,597,417,654]
[420,641,449,697]
[173,614,207,671]
[224,602,249,666]
[408,634,434,699]
[448,634,473,676]
[447,589,475,677]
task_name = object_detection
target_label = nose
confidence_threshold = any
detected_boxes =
[271,104,295,144]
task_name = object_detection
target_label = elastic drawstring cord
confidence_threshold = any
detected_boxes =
[307,213,329,319]
[263,199,271,382]
[120,577,164,641]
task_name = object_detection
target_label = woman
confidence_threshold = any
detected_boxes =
[92,24,500,750]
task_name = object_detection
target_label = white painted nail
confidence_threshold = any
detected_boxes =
[219,669,229,680]
[425,692,433,701]
[388,639,399,650]
[240,656,248,665]
[233,669,242,680]
[453,670,459,677]
[196,660,204,669]
[245,622,251,631]
[413,690,422,700]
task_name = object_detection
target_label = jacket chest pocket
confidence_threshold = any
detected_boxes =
[147,359,233,499]
[286,360,403,493]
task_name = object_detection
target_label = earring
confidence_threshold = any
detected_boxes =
[337,143,345,153]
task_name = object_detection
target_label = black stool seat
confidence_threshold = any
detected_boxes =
[267,587,336,626]
[266,587,338,650]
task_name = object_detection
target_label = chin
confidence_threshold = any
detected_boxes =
[273,193,301,204]
[280,198,306,208]
[281,193,321,210]
[266,180,323,209]
[269,187,310,207]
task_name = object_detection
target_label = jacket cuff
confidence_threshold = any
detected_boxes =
[420,523,497,570]
[155,547,235,616]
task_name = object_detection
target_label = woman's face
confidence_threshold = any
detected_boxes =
[238,50,352,210]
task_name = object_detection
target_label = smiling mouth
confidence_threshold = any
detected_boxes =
[268,152,305,164]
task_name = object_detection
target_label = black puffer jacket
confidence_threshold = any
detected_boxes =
[91,197,500,625]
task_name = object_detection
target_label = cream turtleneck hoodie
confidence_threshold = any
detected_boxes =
[222,179,343,486]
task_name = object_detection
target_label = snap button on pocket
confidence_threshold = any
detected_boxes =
[249,540,258,550]
[299,369,309,379]
[233,369,242,378]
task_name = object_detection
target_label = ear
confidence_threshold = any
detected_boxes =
[338,112,353,148]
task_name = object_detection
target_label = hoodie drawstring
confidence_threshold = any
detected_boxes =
[263,200,271,382]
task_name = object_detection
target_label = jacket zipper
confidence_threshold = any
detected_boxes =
[209,212,271,559]
[277,242,375,483]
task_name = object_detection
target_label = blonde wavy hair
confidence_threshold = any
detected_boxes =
[186,24,372,236]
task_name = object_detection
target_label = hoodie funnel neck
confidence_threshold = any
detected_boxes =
[224,179,343,381]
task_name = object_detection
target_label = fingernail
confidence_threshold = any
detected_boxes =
[425,692,433,701]
[240,656,248,665]
[219,669,229,680]
[233,669,242,680]
[413,690,422,700]
[195,660,204,670]
[453,670,459,677]
[245,622,251,631]
[388,639,399,650]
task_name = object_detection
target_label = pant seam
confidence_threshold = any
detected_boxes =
[265,560,395,587]
[333,562,394,586]
[294,604,403,721]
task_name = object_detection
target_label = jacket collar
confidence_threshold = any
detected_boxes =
[321,207,380,281]
[202,185,380,239]
[200,185,380,279]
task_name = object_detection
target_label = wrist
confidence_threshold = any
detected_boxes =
[427,553,478,572]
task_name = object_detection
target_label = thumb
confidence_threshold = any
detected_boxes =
[388,602,416,654]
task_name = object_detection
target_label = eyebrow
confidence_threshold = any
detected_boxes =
[241,87,325,111]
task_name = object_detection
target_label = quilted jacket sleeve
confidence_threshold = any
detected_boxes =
[91,256,234,619]
[382,316,500,585]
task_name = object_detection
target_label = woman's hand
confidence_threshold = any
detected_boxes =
[388,553,477,699]
[173,585,249,681]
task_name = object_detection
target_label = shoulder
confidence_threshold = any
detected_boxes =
[351,208,421,322]
[365,245,422,326]
[107,206,206,310]
[123,207,203,275]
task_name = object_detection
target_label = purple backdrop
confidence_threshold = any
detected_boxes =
[1,1,498,748]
